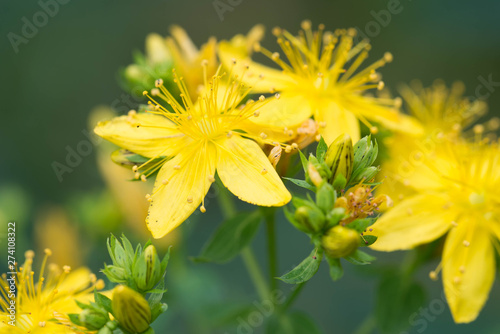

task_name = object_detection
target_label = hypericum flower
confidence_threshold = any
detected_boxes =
[0,249,104,333]
[95,66,292,238]
[123,25,264,100]
[335,184,388,225]
[377,81,496,203]
[368,138,500,323]
[218,20,422,144]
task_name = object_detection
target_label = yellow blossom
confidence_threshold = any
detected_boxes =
[369,139,500,323]
[378,80,492,203]
[0,250,103,333]
[218,20,422,144]
[94,66,292,238]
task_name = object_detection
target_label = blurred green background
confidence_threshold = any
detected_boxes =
[1,0,500,333]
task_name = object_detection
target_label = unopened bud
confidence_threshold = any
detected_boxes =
[322,225,359,258]
[134,245,162,291]
[112,285,151,334]
[78,309,108,331]
[325,134,353,187]
[351,166,379,184]
[294,205,326,233]
[308,163,324,187]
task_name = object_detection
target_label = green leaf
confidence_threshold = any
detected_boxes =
[278,249,323,284]
[326,257,344,281]
[316,136,328,162]
[345,249,376,265]
[68,313,82,326]
[266,311,324,334]
[94,290,113,315]
[160,246,171,273]
[120,234,135,263]
[283,177,316,191]
[194,212,261,263]
[349,218,376,233]
[360,235,377,247]
[299,150,309,174]
[375,271,426,333]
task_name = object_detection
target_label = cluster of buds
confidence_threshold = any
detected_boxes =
[71,235,170,334]
[283,134,382,282]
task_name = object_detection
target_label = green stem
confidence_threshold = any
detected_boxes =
[241,247,270,301]
[216,178,269,301]
[353,314,376,334]
[262,207,278,291]
[280,282,306,313]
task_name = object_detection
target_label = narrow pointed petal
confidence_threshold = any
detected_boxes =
[146,143,216,238]
[369,194,455,251]
[94,113,187,158]
[216,136,291,206]
[317,101,360,144]
[218,41,295,93]
[443,219,495,323]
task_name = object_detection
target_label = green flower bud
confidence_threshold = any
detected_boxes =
[316,182,335,213]
[322,225,359,258]
[78,308,108,331]
[134,245,162,291]
[102,265,127,283]
[351,166,379,184]
[98,326,114,334]
[112,285,151,333]
[294,205,326,233]
[325,134,354,186]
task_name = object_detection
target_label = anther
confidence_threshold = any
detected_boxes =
[162,179,169,185]
[383,52,393,62]
[261,169,268,175]
[128,109,137,116]
[151,88,160,96]
[44,248,52,256]
[377,81,385,90]
[285,146,292,153]
[227,131,233,138]
[253,111,260,117]
[200,206,206,213]
[142,90,148,96]
[155,79,163,87]
[39,321,46,327]
[187,197,193,204]
[259,95,265,101]
[132,165,138,172]
[271,52,280,61]
[473,124,485,134]
[275,93,280,100]
[272,27,282,36]
[174,165,181,170]
[141,175,147,182]
[370,126,379,134]
[291,143,299,150]
[429,271,438,280]
[134,172,140,179]
[201,59,209,66]
[463,240,470,247]
[63,266,71,273]
[208,175,215,183]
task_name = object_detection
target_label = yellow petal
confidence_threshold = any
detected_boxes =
[216,135,291,206]
[316,101,360,144]
[369,193,454,251]
[146,142,216,238]
[94,113,187,158]
[443,218,495,323]
[253,94,313,127]
[218,40,295,93]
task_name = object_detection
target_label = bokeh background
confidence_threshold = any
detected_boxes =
[1,0,500,333]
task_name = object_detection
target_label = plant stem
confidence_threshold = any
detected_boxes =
[262,207,278,291]
[280,282,306,313]
[241,247,270,301]
[353,314,376,334]
[216,179,269,301]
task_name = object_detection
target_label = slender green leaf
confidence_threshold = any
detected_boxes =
[278,249,323,284]
[345,249,376,265]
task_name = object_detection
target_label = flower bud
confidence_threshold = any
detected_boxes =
[325,134,353,186]
[78,309,108,331]
[322,225,359,258]
[294,205,326,233]
[316,182,335,213]
[134,245,162,291]
[307,163,324,187]
[350,166,379,184]
[102,265,127,283]
[112,285,151,333]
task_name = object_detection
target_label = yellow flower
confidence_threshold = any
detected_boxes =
[218,20,421,144]
[368,139,500,323]
[124,25,264,100]
[95,66,292,238]
[0,249,104,333]
[378,81,493,203]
